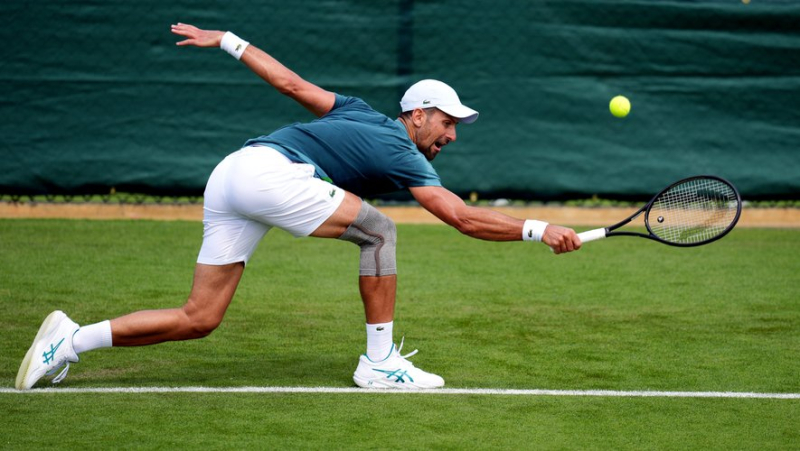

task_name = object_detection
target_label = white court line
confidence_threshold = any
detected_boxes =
[1,387,798,399]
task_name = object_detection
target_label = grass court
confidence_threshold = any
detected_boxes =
[1,219,798,449]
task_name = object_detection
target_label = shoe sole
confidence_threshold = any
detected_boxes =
[353,374,444,390]
[15,311,64,390]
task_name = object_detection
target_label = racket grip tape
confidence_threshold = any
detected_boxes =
[549,227,608,253]
[577,228,607,244]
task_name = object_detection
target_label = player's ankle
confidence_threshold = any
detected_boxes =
[365,321,393,361]
[72,320,113,354]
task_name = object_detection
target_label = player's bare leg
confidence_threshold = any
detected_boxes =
[110,262,245,345]
[16,262,245,389]
[314,191,444,388]
[311,192,397,324]
[359,275,396,324]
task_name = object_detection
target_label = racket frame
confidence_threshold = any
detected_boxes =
[581,175,742,247]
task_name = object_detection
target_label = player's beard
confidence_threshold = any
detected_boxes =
[417,125,446,161]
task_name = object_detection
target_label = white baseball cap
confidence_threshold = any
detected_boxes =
[400,79,479,124]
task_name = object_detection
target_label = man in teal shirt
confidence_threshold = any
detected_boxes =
[16,23,581,391]
[244,94,443,197]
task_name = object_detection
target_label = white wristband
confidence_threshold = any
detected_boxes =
[221,31,249,60]
[522,219,549,242]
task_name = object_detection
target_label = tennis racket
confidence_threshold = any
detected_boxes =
[577,175,742,247]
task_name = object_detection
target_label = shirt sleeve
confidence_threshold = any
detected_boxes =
[329,94,366,114]
[389,150,442,188]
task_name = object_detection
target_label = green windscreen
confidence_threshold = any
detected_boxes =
[1,1,797,200]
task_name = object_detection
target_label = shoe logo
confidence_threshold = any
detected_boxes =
[329,189,336,198]
[374,368,414,383]
[42,338,64,365]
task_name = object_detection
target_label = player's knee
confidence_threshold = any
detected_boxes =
[338,201,397,276]
[376,213,397,247]
[191,318,221,339]
[180,306,224,339]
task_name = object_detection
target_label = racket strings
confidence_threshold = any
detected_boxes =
[648,178,739,244]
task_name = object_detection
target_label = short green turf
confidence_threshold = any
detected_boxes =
[1,219,798,449]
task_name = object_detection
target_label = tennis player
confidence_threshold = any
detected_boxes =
[16,23,581,390]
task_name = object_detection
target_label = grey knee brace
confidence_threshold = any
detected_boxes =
[338,201,397,276]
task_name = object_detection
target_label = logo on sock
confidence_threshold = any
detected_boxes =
[376,326,385,331]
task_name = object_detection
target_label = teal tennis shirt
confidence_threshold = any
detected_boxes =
[243,94,442,197]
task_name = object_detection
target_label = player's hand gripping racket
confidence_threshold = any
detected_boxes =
[577,175,742,247]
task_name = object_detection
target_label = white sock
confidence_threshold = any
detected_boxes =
[366,321,394,361]
[72,320,113,354]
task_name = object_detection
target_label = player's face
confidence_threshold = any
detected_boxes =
[416,109,458,161]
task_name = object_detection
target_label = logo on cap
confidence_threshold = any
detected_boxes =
[422,100,431,105]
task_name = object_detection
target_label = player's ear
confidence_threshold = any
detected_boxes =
[411,108,428,127]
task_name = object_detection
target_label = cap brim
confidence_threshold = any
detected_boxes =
[437,104,479,124]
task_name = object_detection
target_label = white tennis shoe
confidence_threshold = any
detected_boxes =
[353,338,444,389]
[16,310,80,390]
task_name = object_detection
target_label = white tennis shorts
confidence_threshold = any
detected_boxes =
[197,146,346,265]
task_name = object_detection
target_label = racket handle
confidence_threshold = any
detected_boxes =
[549,227,608,253]
[578,228,607,244]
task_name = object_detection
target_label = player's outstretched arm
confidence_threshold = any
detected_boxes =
[171,23,335,117]
[410,185,581,254]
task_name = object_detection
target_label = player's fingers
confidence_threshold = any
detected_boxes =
[171,23,199,37]
[551,238,567,254]
[171,22,196,31]
[171,25,204,47]
[544,226,581,254]
[570,232,581,251]
[552,233,580,254]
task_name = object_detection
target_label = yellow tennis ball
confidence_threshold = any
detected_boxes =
[610,95,631,118]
